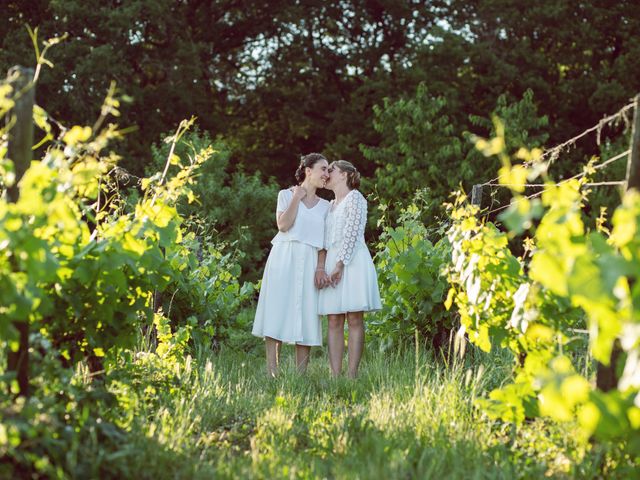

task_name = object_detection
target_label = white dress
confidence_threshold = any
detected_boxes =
[318,189,381,315]
[252,189,330,346]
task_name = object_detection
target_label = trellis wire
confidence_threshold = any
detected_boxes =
[478,100,635,189]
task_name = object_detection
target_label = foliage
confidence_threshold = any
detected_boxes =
[371,191,453,350]
[5,1,638,186]
[0,70,254,478]
[0,72,251,371]
[361,83,464,226]
[156,231,255,347]
[465,89,549,211]
[467,90,549,155]
[0,320,196,478]
[446,120,640,453]
[585,135,629,228]
[0,362,126,478]
[1,113,179,367]
[361,85,551,230]
[6,345,638,478]
[0,1,438,180]
[443,0,640,134]
[148,128,279,281]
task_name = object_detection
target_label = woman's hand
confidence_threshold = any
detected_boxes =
[314,269,330,289]
[292,185,307,202]
[329,262,344,287]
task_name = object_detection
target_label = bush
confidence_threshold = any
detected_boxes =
[370,192,454,351]
[360,83,464,227]
[154,231,255,348]
[148,128,279,281]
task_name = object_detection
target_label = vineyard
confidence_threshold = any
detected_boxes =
[2,14,640,480]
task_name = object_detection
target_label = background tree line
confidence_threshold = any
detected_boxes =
[2,0,640,278]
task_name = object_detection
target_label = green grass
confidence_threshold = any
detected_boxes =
[98,338,632,480]
[7,330,635,479]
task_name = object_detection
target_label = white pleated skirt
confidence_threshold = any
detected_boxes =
[318,244,382,315]
[252,240,322,346]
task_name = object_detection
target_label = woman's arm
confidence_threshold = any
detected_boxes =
[337,191,365,265]
[315,249,329,289]
[277,186,306,232]
[330,191,366,286]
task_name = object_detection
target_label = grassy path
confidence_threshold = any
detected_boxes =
[112,344,613,479]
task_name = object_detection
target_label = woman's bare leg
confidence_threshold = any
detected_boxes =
[327,314,346,377]
[346,311,365,378]
[295,344,311,373]
[265,337,281,377]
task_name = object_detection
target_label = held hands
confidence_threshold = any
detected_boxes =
[315,262,343,289]
[314,268,330,289]
[329,262,344,287]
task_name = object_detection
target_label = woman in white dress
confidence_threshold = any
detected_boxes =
[317,160,381,378]
[252,153,330,377]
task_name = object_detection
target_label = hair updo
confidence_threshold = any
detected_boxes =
[295,153,327,184]
[331,160,361,189]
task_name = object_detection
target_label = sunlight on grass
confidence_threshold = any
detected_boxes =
[99,343,630,479]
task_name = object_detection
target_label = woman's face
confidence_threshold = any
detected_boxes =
[305,160,329,188]
[325,165,345,190]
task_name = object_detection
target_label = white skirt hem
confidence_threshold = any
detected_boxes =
[252,240,323,346]
[318,244,382,316]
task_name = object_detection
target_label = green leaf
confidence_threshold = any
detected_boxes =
[63,125,92,146]
[530,251,567,296]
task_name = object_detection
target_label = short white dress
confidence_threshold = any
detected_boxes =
[318,189,381,315]
[252,189,330,346]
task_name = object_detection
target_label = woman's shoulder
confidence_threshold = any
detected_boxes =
[348,189,366,203]
[278,188,294,197]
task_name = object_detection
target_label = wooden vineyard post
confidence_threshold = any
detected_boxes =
[625,94,640,191]
[596,94,640,392]
[471,184,483,208]
[5,66,35,397]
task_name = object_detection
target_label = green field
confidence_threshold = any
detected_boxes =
[28,337,628,480]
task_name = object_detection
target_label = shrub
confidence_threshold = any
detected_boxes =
[148,128,279,281]
[370,192,454,351]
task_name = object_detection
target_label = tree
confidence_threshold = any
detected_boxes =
[442,0,640,145]
[3,0,639,202]
[361,83,464,225]
[1,1,439,182]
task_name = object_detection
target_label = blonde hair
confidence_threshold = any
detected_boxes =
[331,160,361,189]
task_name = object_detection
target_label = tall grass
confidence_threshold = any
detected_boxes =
[98,339,630,480]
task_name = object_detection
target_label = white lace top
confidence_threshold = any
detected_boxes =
[271,189,330,249]
[324,189,367,265]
